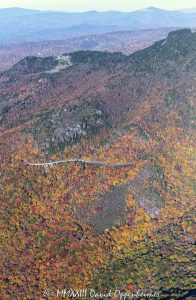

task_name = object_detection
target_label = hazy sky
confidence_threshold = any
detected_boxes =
[0,0,195,12]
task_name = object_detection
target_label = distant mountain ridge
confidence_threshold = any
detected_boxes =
[0,7,195,45]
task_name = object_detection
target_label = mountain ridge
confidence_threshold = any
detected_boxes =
[0,29,195,149]
[0,28,175,72]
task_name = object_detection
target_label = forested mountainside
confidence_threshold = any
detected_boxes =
[0,29,195,299]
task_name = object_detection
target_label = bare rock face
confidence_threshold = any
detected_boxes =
[45,55,72,74]
[28,101,109,153]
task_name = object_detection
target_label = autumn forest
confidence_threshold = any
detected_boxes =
[0,25,195,299]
